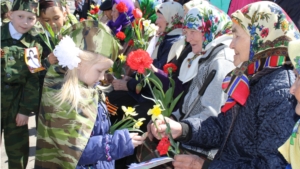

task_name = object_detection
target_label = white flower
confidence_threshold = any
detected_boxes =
[145,24,158,37]
[53,36,81,70]
[143,20,151,28]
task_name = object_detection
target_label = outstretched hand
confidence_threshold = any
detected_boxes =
[149,117,183,140]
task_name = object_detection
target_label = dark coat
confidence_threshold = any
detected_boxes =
[182,66,298,168]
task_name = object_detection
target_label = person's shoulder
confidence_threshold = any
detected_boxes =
[254,66,294,94]
[1,22,11,41]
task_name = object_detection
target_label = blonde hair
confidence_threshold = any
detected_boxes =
[56,50,105,112]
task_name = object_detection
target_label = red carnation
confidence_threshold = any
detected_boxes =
[156,136,171,155]
[133,8,143,19]
[94,6,100,13]
[163,63,178,74]
[80,18,86,22]
[116,31,126,40]
[116,2,128,13]
[128,39,134,46]
[127,49,153,74]
[90,10,96,15]
[260,28,269,38]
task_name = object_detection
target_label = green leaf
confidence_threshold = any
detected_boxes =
[127,128,144,133]
[168,92,183,117]
[164,88,173,108]
[148,78,165,97]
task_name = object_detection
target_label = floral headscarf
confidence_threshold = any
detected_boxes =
[183,3,232,52]
[221,1,300,113]
[150,1,184,60]
[155,1,184,44]
[178,3,233,84]
[183,0,207,12]
[107,0,135,34]
[137,0,161,23]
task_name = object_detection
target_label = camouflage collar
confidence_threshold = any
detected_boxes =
[1,22,35,48]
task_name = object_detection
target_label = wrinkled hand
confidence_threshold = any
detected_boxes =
[48,53,58,65]
[130,132,147,148]
[173,155,205,169]
[150,64,158,73]
[112,79,128,91]
[150,117,182,140]
[122,75,132,81]
[15,113,29,126]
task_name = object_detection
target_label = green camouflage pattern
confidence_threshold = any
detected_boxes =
[12,0,39,15]
[62,20,122,61]
[35,64,100,168]
[1,22,43,169]
[1,0,11,14]
[35,20,120,168]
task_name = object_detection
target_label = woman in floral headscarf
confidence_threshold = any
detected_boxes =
[149,1,300,168]
[146,2,235,162]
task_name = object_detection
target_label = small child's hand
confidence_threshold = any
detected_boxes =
[15,113,29,126]
[130,132,147,148]
[48,53,58,65]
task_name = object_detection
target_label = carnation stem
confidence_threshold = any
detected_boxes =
[145,77,158,104]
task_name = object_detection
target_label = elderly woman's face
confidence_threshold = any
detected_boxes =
[111,4,119,22]
[155,12,167,34]
[184,28,203,54]
[230,22,250,67]
[290,70,300,115]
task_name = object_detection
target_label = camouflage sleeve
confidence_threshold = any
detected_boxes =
[18,42,43,116]
[18,70,40,116]
[77,129,134,165]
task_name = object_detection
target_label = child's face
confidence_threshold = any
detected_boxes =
[78,56,113,87]
[9,10,37,34]
[39,6,66,33]
[290,69,300,115]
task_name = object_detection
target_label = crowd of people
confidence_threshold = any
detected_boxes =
[1,0,300,169]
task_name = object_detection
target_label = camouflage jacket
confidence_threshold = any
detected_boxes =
[36,64,135,168]
[35,64,98,168]
[1,22,43,116]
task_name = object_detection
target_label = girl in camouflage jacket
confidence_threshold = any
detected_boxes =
[35,20,146,169]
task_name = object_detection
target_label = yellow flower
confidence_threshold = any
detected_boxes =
[133,118,146,129]
[122,106,138,116]
[118,54,126,62]
[91,4,95,9]
[147,104,163,121]
[281,20,288,32]
[108,67,113,73]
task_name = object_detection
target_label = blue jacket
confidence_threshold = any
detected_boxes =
[182,66,298,168]
[76,102,134,169]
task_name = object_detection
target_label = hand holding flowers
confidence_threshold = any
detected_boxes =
[109,106,145,134]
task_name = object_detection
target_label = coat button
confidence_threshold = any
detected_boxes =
[6,74,11,78]
[12,40,17,44]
